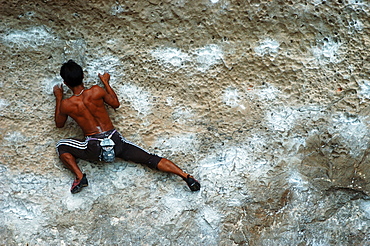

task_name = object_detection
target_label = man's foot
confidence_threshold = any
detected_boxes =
[183,175,201,191]
[70,174,88,194]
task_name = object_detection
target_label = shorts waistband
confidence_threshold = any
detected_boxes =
[86,129,117,139]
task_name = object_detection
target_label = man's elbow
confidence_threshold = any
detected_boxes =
[112,101,120,109]
[55,120,65,128]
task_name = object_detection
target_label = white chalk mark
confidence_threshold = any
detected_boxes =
[311,38,343,64]
[357,80,370,102]
[119,84,151,116]
[2,26,57,48]
[193,44,223,72]
[254,38,280,58]
[222,87,240,107]
[151,44,223,72]
[0,99,9,115]
[151,47,191,69]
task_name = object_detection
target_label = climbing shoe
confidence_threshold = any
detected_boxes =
[70,174,88,194]
[183,175,201,191]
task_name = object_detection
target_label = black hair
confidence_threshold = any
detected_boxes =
[60,60,83,87]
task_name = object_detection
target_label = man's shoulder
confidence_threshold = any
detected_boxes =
[86,85,106,98]
[89,85,104,92]
[91,85,103,89]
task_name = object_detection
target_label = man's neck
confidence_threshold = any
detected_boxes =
[71,85,85,96]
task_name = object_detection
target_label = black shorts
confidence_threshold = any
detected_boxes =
[56,129,162,169]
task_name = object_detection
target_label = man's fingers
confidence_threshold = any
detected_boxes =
[98,73,110,83]
[53,84,63,92]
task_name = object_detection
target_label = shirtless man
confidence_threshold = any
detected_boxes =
[54,60,200,194]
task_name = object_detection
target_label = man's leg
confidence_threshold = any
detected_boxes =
[156,158,188,179]
[115,135,201,191]
[59,153,83,180]
[59,153,88,194]
[56,137,93,193]
[157,158,201,191]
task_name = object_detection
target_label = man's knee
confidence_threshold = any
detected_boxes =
[59,152,75,161]
[147,156,163,170]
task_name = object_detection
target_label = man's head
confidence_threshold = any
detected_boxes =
[60,60,83,87]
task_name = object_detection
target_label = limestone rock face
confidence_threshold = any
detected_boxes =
[1,0,370,245]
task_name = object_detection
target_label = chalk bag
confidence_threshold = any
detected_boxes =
[100,138,115,162]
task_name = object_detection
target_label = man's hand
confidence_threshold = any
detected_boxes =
[53,84,63,99]
[98,72,110,86]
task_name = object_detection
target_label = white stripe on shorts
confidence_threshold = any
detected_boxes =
[56,139,88,149]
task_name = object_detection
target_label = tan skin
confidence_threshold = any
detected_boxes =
[54,73,189,182]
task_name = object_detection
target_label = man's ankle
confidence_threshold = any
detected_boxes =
[76,174,84,180]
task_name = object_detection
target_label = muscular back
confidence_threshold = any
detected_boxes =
[60,85,116,135]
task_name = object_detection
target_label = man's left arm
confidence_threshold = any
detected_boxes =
[53,84,68,128]
[98,73,120,109]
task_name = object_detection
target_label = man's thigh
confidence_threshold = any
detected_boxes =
[56,138,101,161]
[114,137,162,169]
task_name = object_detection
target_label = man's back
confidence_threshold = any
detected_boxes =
[59,85,116,136]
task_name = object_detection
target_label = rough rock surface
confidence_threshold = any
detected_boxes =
[1,0,370,245]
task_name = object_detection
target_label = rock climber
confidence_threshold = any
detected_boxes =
[53,60,200,194]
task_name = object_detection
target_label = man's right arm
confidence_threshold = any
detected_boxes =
[98,73,120,109]
[53,84,68,128]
